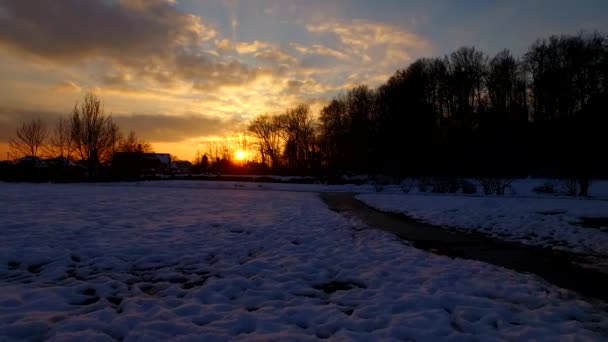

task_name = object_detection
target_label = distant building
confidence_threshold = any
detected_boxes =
[112,152,172,179]
[0,156,87,182]
[171,160,193,174]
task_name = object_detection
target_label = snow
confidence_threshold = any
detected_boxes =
[1,182,607,340]
[357,193,608,258]
[97,179,376,193]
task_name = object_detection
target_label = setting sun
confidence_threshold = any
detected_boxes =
[234,150,247,161]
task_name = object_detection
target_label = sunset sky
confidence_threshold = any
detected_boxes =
[1,0,606,161]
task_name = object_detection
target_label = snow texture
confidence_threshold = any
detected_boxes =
[1,182,607,341]
[357,193,608,258]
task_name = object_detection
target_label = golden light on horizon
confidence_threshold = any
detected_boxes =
[234,150,247,161]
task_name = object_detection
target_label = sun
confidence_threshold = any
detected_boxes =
[234,150,247,161]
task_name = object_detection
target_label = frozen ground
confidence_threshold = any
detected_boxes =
[357,194,608,258]
[1,182,608,341]
[146,177,608,199]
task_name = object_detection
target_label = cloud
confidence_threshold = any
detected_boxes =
[0,107,65,142]
[0,1,435,158]
[216,39,234,51]
[113,113,241,143]
[172,52,265,91]
[306,19,432,67]
[291,43,351,62]
[0,105,241,144]
[229,40,297,65]
[0,0,269,93]
[0,0,216,63]
[235,40,274,54]
[255,49,297,65]
[53,81,82,93]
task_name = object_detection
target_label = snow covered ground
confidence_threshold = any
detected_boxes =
[357,194,608,258]
[100,179,375,193]
[1,182,608,340]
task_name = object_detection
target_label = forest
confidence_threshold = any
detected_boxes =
[245,32,608,195]
[4,32,608,195]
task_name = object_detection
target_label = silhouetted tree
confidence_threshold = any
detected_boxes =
[49,117,75,161]
[525,33,607,193]
[201,154,209,171]
[278,104,318,172]
[476,49,529,177]
[344,85,375,172]
[118,131,153,153]
[71,92,119,174]
[9,118,48,158]
[240,32,608,188]
[248,114,283,169]
[373,59,439,175]
[319,95,349,173]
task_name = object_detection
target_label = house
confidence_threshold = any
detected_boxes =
[171,160,192,174]
[112,152,172,179]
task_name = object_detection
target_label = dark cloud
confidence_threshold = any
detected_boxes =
[0,107,240,143]
[0,0,214,63]
[299,54,345,70]
[254,49,297,65]
[112,113,241,143]
[0,108,65,142]
[173,53,260,91]
[0,0,270,91]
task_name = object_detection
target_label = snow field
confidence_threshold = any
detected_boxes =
[357,193,608,258]
[0,183,607,340]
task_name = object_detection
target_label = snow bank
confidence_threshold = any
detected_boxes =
[1,183,607,340]
[358,193,608,258]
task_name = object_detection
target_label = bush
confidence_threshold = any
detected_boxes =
[417,177,430,192]
[430,178,449,193]
[478,178,513,195]
[579,178,591,197]
[533,181,557,194]
[431,177,461,193]
[560,178,591,197]
[561,178,578,196]
[460,179,477,194]
[371,174,390,192]
[400,178,416,193]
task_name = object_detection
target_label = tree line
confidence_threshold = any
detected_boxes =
[246,32,608,195]
[9,93,152,172]
[7,32,607,192]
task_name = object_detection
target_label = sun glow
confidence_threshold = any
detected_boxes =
[234,150,247,161]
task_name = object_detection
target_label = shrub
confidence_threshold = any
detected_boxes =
[478,178,513,195]
[460,179,477,194]
[533,181,557,194]
[371,174,389,192]
[561,178,578,196]
[431,177,461,193]
[400,178,416,193]
[560,178,591,197]
[417,177,430,192]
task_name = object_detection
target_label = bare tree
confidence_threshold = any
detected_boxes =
[118,130,153,153]
[49,117,74,161]
[71,92,118,169]
[447,46,487,126]
[106,120,122,160]
[279,104,317,170]
[248,114,283,168]
[9,118,49,157]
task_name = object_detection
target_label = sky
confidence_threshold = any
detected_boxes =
[0,0,606,161]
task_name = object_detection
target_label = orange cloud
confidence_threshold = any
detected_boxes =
[53,81,81,93]
[306,19,432,66]
[235,40,273,54]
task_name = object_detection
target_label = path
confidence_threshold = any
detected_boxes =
[320,192,608,301]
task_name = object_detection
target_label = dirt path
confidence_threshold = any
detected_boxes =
[320,192,608,302]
